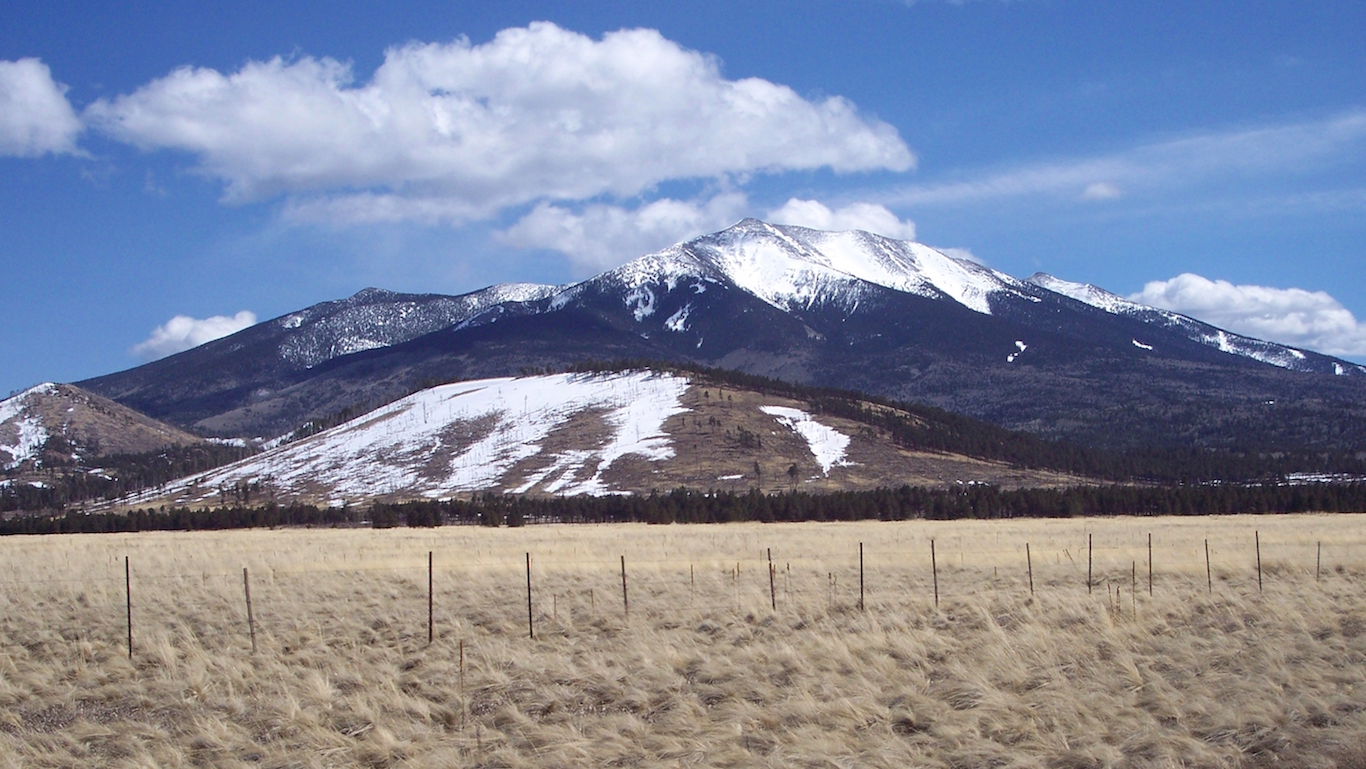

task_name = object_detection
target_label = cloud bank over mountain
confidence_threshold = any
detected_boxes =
[1133,274,1366,357]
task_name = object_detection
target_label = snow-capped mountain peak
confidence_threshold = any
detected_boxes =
[602,218,1028,315]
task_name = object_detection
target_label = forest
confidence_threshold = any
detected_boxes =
[5,482,1366,535]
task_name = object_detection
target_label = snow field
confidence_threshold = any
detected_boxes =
[152,372,692,501]
[0,384,55,469]
[759,405,853,475]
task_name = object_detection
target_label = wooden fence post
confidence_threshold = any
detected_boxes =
[1087,534,1093,595]
[243,567,257,654]
[125,556,133,660]
[428,551,434,645]
[1205,539,1212,593]
[931,538,939,608]
[620,555,629,620]
[1317,541,1322,582]
[1026,543,1034,596]
[768,564,776,611]
[1147,533,1153,596]
[1255,531,1263,593]
[526,553,534,640]
[768,549,775,610]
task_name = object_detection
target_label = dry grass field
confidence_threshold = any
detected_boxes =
[4,515,1366,768]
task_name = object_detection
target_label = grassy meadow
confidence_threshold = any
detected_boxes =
[4,515,1366,767]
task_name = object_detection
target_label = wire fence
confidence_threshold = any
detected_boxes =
[3,522,1365,661]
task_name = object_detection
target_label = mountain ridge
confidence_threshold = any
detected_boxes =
[78,219,1366,452]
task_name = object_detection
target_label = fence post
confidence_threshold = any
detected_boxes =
[1255,531,1263,593]
[1205,539,1212,593]
[243,567,257,654]
[125,556,133,660]
[931,538,939,608]
[428,551,434,645]
[1147,533,1153,596]
[768,563,776,611]
[526,553,534,640]
[768,549,775,610]
[1317,541,1322,582]
[1026,543,1034,596]
[858,542,865,612]
[1087,534,1093,595]
[620,555,629,620]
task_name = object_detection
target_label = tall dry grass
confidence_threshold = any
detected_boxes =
[3,515,1366,767]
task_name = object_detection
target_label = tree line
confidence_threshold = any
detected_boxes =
[5,482,1366,535]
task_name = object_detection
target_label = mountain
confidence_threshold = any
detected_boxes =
[81,282,558,435]
[1,383,202,471]
[109,371,1085,508]
[80,219,1366,451]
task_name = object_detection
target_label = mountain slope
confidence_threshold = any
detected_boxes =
[79,220,1366,452]
[1,383,202,470]
[112,371,1085,508]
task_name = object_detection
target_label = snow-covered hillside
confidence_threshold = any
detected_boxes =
[0,384,55,469]
[0,383,201,470]
[140,372,693,504]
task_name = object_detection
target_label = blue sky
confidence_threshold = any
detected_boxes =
[3,1,1365,394]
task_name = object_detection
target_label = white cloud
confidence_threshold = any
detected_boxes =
[499,193,749,272]
[765,198,917,239]
[86,22,913,223]
[1131,274,1366,357]
[890,110,1366,207]
[0,58,82,157]
[1080,181,1122,201]
[131,311,258,361]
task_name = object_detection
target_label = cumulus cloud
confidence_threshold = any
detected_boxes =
[765,198,917,239]
[0,58,82,157]
[499,193,749,271]
[131,311,258,361]
[86,22,913,223]
[1131,274,1366,357]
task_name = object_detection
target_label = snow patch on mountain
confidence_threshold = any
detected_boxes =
[665,304,692,332]
[1007,340,1028,363]
[133,372,690,503]
[760,405,853,475]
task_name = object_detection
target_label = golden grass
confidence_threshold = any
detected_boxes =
[4,514,1366,767]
